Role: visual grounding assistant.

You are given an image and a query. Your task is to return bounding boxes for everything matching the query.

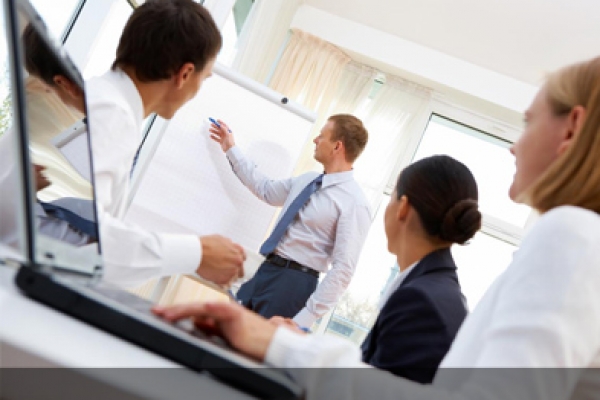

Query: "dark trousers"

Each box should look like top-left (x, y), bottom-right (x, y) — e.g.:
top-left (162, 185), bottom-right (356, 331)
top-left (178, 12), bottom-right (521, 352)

top-left (236, 261), bottom-right (318, 319)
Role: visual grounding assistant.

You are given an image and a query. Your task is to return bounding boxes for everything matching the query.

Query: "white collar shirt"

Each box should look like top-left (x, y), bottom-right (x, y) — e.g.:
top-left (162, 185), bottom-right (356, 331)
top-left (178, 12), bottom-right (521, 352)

top-left (87, 68), bottom-right (143, 218)
top-left (85, 69), bottom-right (200, 287)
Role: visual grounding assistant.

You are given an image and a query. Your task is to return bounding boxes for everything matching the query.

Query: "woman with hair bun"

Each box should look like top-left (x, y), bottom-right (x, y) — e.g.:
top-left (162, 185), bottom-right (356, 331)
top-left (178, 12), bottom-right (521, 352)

top-left (361, 155), bottom-right (481, 383)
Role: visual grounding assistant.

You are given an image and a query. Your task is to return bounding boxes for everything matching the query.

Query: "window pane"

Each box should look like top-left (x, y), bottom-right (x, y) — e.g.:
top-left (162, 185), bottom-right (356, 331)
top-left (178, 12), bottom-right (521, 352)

top-left (30, 0), bottom-right (82, 41)
top-left (217, 0), bottom-right (254, 66)
top-left (217, 10), bottom-right (238, 66)
top-left (318, 194), bottom-right (397, 345)
top-left (82, 1), bottom-right (133, 79)
top-left (413, 114), bottom-right (531, 228)
top-left (451, 232), bottom-right (516, 309)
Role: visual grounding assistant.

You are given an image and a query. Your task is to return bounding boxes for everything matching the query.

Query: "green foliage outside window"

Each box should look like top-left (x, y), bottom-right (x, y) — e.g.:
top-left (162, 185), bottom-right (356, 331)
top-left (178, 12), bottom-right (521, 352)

top-left (0, 65), bottom-right (11, 136)
top-left (0, 94), bottom-right (11, 135)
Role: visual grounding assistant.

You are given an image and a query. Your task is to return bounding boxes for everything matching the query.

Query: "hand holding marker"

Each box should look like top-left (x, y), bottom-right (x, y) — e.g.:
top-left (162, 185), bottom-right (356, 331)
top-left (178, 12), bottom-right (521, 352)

top-left (208, 117), bottom-right (235, 152)
top-left (209, 117), bottom-right (232, 133)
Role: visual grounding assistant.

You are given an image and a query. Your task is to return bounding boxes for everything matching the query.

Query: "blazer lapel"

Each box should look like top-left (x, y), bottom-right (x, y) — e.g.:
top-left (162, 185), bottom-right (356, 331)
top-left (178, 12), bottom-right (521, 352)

top-left (361, 248), bottom-right (457, 363)
top-left (401, 247), bottom-right (457, 287)
top-left (361, 328), bottom-right (375, 361)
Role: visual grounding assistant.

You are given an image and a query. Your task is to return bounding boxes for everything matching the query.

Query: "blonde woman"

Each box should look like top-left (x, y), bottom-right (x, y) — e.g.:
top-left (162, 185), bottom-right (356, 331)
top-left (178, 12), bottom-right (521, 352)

top-left (154, 56), bottom-right (600, 400)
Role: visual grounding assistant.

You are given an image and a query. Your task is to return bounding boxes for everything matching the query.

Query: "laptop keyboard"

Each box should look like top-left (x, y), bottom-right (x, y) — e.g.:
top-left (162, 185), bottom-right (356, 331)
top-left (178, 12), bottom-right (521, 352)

top-left (90, 282), bottom-right (156, 313)
top-left (88, 282), bottom-right (231, 349)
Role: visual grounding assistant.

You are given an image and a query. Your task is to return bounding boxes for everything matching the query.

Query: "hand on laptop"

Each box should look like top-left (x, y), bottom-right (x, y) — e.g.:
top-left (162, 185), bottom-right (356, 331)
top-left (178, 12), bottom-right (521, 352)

top-left (153, 301), bottom-right (275, 362)
top-left (197, 235), bottom-right (245, 286)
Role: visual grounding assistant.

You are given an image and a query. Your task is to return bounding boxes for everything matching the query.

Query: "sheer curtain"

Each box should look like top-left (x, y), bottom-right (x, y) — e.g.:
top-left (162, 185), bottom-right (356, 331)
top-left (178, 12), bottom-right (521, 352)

top-left (329, 62), bottom-right (378, 115)
top-left (232, 0), bottom-right (302, 84)
top-left (354, 76), bottom-right (432, 210)
top-left (269, 29), bottom-right (351, 110)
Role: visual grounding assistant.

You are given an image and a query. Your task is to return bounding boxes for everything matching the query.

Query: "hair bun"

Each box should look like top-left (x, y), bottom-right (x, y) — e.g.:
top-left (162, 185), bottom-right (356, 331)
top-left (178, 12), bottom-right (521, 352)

top-left (439, 199), bottom-right (482, 244)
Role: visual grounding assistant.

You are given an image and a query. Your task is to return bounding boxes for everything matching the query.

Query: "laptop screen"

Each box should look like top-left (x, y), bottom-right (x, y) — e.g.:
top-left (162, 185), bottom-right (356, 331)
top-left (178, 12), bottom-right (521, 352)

top-left (1, 0), bottom-right (102, 274)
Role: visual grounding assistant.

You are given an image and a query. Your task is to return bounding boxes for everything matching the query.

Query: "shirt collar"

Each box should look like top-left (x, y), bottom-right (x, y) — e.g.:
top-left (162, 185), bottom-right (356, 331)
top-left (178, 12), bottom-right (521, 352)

top-left (105, 68), bottom-right (145, 127)
top-left (321, 169), bottom-right (354, 189)
top-left (393, 261), bottom-right (419, 292)
top-left (377, 261), bottom-right (419, 310)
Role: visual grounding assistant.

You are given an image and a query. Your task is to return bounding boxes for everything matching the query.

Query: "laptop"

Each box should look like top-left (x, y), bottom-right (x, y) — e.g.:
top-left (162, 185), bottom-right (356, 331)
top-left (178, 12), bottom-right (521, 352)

top-left (0, 1), bottom-right (302, 398)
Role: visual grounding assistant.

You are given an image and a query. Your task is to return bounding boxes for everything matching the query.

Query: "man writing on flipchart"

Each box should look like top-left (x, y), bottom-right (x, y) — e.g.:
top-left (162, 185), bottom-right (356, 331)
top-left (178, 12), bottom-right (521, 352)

top-left (209, 114), bottom-right (372, 329)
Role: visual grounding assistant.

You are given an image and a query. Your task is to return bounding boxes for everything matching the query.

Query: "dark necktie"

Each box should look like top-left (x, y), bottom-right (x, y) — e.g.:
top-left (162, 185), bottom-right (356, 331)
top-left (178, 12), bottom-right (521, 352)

top-left (40, 201), bottom-right (98, 240)
top-left (130, 144), bottom-right (142, 178)
top-left (259, 174), bottom-right (324, 256)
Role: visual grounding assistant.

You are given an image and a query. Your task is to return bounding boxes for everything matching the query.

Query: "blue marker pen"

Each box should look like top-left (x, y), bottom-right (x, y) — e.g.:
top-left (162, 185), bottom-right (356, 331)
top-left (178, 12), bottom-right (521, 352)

top-left (208, 117), bottom-right (220, 127)
top-left (297, 325), bottom-right (312, 334)
top-left (209, 117), bottom-right (231, 133)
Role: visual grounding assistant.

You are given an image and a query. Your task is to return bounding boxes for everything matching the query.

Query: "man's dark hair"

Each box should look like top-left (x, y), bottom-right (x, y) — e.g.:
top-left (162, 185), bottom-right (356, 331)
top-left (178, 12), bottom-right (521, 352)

top-left (112, 0), bottom-right (222, 82)
top-left (396, 155), bottom-right (482, 245)
top-left (23, 24), bottom-right (68, 86)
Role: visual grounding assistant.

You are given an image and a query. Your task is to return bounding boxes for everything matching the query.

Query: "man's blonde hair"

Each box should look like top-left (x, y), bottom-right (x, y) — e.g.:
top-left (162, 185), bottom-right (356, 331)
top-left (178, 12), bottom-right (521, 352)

top-left (527, 56), bottom-right (600, 213)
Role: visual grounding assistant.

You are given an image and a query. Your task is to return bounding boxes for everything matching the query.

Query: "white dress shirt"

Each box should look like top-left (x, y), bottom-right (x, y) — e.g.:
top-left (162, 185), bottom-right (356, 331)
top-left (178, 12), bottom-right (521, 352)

top-left (265, 206), bottom-right (600, 400)
top-left (226, 146), bottom-right (372, 326)
top-left (85, 69), bottom-right (200, 287)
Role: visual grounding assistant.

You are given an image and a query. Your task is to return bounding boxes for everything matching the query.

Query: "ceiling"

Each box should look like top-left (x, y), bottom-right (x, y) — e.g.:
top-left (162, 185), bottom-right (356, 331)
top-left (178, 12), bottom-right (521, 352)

top-left (304, 0), bottom-right (600, 86)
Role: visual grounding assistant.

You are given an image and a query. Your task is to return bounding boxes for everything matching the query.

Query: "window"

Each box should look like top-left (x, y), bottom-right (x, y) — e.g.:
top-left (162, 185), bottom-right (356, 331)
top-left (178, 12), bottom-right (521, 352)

top-left (411, 112), bottom-right (529, 308)
top-left (30, 0), bottom-right (82, 41)
top-left (217, 0), bottom-right (254, 66)
top-left (78, 1), bottom-right (134, 79)
top-left (413, 114), bottom-right (530, 229)
top-left (450, 231), bottom-right (516, 308)
top-left (328, 320), bottom-right (354, 337)
top-left (217, 9), bottom-right (239, 66)
top-left (313, 193), bottom-right (396, 345)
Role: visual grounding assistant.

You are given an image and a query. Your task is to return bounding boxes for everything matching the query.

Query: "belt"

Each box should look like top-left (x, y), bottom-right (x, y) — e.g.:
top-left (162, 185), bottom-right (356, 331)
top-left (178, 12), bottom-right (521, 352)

top-left (265, 254), bottom-right (319, 278)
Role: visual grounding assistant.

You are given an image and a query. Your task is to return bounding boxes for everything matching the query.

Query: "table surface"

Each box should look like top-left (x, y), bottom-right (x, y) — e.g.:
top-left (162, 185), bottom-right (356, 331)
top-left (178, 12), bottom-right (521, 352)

top-left (0, 265), bottom-right (256, 399)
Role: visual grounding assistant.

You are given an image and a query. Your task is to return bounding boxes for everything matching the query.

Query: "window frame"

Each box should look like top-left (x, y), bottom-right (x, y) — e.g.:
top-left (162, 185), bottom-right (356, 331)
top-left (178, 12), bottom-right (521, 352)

top-left (387, 98), bottom-right (529, 244)
top-left (57, 0), bottom-right (86, 44)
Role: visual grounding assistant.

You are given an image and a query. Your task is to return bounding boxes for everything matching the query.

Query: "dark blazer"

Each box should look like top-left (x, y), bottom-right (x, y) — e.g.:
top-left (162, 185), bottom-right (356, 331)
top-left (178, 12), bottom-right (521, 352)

top-left (361, 248), bottom-right (467, 384)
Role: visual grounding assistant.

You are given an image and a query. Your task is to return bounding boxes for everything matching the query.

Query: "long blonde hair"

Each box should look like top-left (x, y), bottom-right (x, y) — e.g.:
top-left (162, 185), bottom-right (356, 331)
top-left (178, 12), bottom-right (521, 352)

top-left (528, 56), bottom-right (600, 213)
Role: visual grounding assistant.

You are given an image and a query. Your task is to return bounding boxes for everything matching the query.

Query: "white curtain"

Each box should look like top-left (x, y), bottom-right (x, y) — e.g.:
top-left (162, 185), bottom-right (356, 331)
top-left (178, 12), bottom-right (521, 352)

top-left (328, 62), bottom-right (378, 115)
top-left (354, 75), bottom-right (432, 211)
top-left (269, 29), bottom-right (351, 110)
top-left (232, 0), bottom-right (302, 84)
